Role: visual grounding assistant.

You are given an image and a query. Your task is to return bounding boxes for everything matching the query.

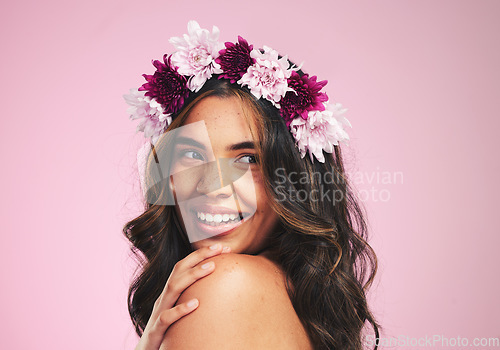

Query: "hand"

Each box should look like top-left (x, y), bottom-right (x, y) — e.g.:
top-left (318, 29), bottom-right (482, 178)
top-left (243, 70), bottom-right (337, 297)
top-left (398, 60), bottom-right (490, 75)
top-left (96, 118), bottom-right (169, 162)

top-left (134, 243), bottom-right (231, 350)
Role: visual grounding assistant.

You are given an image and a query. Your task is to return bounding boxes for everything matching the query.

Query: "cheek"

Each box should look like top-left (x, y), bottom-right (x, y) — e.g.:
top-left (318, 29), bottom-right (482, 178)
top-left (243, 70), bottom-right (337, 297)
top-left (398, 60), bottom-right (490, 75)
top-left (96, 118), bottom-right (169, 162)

top-left (170, 167), bottom-right (202, 200)
top-left (232, 167), bottom-right (268, 210)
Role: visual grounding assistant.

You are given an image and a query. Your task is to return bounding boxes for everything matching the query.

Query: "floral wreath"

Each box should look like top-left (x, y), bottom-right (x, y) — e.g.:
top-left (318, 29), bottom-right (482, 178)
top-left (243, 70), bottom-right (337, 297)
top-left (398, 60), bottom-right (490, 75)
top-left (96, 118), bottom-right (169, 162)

top-left (124, 20), bottom-right (351, 163)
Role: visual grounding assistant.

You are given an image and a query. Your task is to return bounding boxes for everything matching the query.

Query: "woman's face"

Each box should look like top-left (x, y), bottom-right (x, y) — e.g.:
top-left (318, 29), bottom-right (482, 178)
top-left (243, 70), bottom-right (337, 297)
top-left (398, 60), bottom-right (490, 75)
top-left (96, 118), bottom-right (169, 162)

top-left (169, 95), bottom-right (279, 255)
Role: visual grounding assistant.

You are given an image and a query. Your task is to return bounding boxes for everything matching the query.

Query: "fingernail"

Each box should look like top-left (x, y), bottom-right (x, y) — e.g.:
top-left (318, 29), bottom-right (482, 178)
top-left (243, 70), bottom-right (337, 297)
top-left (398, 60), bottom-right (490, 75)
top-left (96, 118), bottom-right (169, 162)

top-left (209, 244), bottom-right (220, 250)
top-left (201, 262), bottom-right (214, 269)
top-left (222, 246), bottom-right (231, 253)
top-left (187, 299), bottom-right (199, 308)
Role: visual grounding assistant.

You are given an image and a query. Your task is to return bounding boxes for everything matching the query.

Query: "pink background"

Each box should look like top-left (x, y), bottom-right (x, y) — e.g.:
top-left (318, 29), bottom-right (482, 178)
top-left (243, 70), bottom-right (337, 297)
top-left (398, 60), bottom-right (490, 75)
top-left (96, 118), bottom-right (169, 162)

top-left (1, 0), bottom-right (499, 349)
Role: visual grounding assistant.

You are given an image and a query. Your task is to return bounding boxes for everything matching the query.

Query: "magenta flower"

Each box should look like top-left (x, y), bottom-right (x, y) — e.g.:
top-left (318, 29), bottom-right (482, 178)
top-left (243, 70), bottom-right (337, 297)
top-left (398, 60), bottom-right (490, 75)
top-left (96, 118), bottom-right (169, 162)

top-left (216, 36), bottom-right (255, 83)
top-left (238, 46), bottom-right (293, 106)
top-left (139, 55), bottom-right (189, 115)
top-left (289, 102), bottom-right (351, 163)
top-left (280, 71), bottom-right (328, 126)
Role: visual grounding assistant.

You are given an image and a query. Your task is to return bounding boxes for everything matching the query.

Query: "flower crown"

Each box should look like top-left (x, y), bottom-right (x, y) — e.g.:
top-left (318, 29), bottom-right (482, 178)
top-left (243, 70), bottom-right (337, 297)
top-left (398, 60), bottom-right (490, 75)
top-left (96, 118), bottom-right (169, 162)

top-left (124, 20), bottom-right (351, 163)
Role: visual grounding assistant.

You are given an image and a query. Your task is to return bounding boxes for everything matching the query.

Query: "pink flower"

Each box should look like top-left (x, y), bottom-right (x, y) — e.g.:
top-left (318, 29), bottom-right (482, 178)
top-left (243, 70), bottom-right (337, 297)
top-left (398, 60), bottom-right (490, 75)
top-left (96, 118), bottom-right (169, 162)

top-left (123, 88), bottom-right (172, 141)
top-left (289, 102), bottom-right (351, 163)
top-left (169, 20), bottom-right (224, 92)
top-left (280, 71), bottom-right (328, 125)
top-left (238, 46), bottom-right (293, 106)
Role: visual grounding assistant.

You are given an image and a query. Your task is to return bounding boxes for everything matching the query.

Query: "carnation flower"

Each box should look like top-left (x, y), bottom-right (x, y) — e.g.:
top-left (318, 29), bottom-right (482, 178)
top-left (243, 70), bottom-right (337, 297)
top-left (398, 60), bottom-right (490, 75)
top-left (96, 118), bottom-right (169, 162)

top-left (169, 20), bottom-right (224, 92)
top-left (238, 46), bottom-right (293, 106)
top-left (216, 36), bottom-right (255, 83)
top-left (280, 71), bottom-right (328, 125)
top-left (289, 102), bottom-right (351, 163)
top-left (139, 55), bottom-right (189, 115)
top-left (124, 88), bottom-right (172, 141)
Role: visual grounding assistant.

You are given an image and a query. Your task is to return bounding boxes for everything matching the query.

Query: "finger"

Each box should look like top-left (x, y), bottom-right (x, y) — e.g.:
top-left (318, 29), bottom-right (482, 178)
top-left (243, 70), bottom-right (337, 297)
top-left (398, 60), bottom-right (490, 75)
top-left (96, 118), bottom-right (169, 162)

top-left (151, 299), bottom-right (199, 338)
top-left (155, 245), bottom-right (231, 311)
top-left (175, 243), bottom-right (231, 270)
top-left (158, 258), bottom-right (217, 309)
top-left (160, 243), bottom-right (231, 301)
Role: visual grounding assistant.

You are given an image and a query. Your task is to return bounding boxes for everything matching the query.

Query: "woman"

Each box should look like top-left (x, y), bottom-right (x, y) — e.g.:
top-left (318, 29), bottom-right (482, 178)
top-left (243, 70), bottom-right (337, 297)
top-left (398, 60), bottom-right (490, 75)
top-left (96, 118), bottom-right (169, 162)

top-left (123, 21), bottom-right (379, 349)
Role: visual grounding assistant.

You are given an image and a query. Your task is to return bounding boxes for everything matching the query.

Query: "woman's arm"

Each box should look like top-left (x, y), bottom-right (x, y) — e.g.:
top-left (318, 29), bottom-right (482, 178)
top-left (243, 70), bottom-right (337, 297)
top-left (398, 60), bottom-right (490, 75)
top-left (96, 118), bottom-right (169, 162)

top-left (160, 253), bottom-right (312, 350)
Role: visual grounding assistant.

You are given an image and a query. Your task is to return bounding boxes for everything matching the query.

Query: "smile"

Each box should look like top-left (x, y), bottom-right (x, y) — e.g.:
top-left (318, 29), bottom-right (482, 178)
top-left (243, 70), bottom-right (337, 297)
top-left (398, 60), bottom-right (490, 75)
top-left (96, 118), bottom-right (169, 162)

top-left (185, 204), bottom-right (254, 238)
top-left (196, 212), bottom-right (241, 226)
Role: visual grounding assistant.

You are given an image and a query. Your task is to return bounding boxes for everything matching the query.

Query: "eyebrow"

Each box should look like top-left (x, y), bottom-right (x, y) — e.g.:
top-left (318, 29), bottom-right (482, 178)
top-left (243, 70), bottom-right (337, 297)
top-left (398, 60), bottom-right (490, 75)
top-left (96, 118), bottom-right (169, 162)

top-left (175, 136), bottom-right (206, 150)
top-left (174, 137), bottom-right (255, 152)
top-left (227, 141), bottom-right (255, 151)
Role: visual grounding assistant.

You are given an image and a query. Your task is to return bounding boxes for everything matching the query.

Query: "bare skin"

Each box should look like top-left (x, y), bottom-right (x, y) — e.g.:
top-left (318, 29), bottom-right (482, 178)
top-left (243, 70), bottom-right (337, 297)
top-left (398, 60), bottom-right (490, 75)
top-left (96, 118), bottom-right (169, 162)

top-left (135, 96), bottom-right (313, 349)
top-left (160, 253), bottom-right (313, 350)
top-left (134, 244), bottom-right (231, 350)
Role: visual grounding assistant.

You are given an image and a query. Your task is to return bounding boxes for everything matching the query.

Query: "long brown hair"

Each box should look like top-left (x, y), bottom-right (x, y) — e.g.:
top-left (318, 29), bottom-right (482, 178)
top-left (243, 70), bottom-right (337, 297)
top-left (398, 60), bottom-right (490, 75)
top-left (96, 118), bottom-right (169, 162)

top-left (123, 78), bottom-right (379, 349)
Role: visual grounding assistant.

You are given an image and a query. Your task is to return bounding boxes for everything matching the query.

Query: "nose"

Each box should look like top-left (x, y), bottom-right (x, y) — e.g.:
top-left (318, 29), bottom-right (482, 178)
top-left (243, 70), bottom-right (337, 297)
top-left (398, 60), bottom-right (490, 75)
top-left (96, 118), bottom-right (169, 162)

top-left (196, 159), bottom-right (233, 198)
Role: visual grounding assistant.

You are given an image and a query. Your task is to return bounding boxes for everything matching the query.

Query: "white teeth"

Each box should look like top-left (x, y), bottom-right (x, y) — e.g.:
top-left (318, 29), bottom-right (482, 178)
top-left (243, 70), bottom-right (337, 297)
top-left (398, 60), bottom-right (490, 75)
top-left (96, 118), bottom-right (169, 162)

top-left (196, 211), bottom-right (241, 225)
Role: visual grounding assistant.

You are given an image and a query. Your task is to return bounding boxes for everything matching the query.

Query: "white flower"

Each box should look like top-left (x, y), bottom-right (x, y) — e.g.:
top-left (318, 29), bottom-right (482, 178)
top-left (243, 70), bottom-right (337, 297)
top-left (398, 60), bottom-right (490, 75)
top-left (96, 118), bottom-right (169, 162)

top-left (289, 102), bottom-right (351, 163)
top-left (169, 20), bottom-right (224, 92)
top-left (238, 46), bottom-right (294, 107)
top-left (123, 88), bottom-right (172, 140)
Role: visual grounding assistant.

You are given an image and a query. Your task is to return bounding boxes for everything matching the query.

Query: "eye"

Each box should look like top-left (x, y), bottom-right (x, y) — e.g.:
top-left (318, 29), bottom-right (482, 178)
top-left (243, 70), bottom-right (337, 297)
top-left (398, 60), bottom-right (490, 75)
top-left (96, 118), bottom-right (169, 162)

top-left (235, 154), bottom-right (258, 164)
top-left (182, 150), bottom-right (205, 161)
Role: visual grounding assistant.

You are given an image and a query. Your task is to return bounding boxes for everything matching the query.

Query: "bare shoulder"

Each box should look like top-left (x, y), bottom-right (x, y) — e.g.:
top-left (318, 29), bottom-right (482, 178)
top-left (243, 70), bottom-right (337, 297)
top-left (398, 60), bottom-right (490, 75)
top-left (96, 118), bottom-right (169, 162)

top-left (160, 253), bottom-right (313, 350)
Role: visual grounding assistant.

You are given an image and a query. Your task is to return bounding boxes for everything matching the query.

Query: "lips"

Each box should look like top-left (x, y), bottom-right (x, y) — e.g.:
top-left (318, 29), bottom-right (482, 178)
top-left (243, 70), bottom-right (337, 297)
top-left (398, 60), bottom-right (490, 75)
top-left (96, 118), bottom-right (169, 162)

top-left (187, 204), bottom-right (253, 238)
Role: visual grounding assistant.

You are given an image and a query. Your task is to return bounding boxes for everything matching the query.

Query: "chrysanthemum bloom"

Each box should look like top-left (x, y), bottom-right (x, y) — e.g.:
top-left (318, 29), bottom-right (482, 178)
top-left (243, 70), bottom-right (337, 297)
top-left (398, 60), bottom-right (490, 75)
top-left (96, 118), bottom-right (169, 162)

top-left (238, 46), bottom-right (293, 106)
top-left (124, 88), bottom-right (172, 141)
top-left (216, 36), bottom-right (255, 84)
top-left (289, 102), bottom-right (351, 163)
top-left (169, 20), bottom-right (224, 92)
top-left (280, 72), bottom-right (329, 126)
top-left (139, 55), bottom-right (189, 115)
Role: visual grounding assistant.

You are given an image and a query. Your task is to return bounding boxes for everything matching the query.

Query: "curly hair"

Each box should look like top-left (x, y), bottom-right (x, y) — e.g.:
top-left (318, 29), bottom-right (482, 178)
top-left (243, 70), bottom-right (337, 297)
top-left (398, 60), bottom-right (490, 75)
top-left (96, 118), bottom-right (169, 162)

top-left (123, 77), bottom-right (380, 350)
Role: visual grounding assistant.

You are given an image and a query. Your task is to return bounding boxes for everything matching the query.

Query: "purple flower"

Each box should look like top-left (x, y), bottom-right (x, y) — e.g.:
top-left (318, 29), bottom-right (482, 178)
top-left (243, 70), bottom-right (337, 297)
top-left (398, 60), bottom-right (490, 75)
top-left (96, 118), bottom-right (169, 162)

top-left (216, 36), bottom-right (255, 83)
top-left (139, 54), bottom-right (189, 114)
top-left (280, 71), bottom-right (328, 126)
